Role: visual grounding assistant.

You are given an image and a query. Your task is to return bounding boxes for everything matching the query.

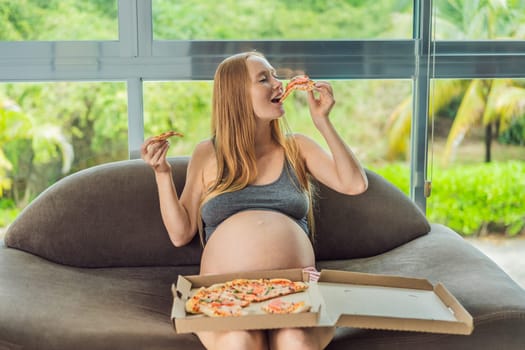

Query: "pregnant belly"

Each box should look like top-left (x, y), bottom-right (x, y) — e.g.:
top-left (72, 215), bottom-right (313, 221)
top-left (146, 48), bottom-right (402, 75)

top-left (200, 210), bottom-right (315, 275)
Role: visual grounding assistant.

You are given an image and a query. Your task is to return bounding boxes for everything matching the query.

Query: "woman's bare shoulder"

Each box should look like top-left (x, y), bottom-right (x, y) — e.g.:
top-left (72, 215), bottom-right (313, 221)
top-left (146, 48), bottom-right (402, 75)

top-left (188, 139), bottom-right (217, 182)
top-left (289, 133), bottom-right (321, 153)
top-left (191, 139), bottom-right (216, 162)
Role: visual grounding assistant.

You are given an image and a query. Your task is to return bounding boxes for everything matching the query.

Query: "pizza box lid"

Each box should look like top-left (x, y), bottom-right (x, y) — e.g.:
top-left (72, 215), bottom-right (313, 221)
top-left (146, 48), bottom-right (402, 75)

top-left (315, 269), bottom-right (473, 335)
top-left (170, 268), bottom-right (473, 335)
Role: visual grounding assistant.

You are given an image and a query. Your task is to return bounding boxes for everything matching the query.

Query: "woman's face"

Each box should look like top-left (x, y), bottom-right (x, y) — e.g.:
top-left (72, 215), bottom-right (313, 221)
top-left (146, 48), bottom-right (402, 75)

top-left (246, 55), bottom-right (284, 121)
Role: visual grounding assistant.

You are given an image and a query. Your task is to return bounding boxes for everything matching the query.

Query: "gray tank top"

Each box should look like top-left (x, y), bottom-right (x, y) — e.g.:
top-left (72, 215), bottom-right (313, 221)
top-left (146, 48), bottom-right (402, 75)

top-left (201, 160), bottom-right (309, 242)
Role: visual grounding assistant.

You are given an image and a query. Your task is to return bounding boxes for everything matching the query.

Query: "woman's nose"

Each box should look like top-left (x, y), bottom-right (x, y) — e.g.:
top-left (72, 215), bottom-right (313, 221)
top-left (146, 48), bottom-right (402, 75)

top-left (273, 77), bottom-right (283, 90)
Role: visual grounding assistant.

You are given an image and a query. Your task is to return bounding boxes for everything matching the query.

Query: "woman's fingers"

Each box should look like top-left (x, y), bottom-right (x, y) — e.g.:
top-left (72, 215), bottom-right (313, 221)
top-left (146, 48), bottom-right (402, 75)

top-left (149, 141), bottom-right (169, 165)
top-left (140, 137), bottom-right (154, 158)
top-left (314, 81), bottom-right (335, 102)
top-left (141, 138), bottom-right (169, 163)
top-left (307, 81), bottom-right (335, 119)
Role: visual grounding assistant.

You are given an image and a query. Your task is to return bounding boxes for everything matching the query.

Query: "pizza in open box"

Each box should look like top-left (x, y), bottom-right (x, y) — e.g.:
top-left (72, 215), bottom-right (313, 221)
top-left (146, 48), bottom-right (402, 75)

top-left (185, 278), bottom-right (310, 317)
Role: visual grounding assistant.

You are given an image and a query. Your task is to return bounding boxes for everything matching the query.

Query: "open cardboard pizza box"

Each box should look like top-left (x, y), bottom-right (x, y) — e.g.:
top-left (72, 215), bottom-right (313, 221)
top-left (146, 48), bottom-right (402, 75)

top-left (171, 268), bottom-right (473, 335)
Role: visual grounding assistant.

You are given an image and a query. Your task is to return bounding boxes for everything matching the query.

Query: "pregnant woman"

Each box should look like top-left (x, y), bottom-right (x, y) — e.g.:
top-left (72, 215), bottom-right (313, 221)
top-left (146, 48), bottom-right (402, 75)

top-left (141, 51), bottom-right (368, 350)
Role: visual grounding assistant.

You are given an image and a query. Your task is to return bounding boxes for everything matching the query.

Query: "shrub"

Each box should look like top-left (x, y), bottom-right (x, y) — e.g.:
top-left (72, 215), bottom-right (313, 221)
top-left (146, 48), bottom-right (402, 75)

top-left (0, 198), bottom-right (19, 228)
top-left (372, 161), bottom-right (525, 236)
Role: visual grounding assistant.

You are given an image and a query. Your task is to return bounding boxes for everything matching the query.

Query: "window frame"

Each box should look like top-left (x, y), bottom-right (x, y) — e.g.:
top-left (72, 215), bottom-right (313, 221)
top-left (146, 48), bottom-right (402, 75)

top-left (0, 0), bottom-right (524, 212)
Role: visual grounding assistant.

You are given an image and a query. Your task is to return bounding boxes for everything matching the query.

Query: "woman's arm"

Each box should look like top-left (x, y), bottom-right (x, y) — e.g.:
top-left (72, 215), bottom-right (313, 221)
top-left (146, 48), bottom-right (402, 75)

top-left (297, 81), bottom-right (368, 195)
top-left (141, 139), bottom-right (210, 247)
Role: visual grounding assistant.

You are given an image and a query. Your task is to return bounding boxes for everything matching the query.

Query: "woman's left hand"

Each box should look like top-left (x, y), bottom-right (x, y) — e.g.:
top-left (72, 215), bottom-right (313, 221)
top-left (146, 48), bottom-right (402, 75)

top-left (307, 81), bottom-right (336, 127)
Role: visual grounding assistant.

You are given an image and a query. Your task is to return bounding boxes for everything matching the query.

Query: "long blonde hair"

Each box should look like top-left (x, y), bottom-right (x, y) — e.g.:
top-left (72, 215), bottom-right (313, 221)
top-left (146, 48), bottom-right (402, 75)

top-left (199, 52), bottom-right (316, 244)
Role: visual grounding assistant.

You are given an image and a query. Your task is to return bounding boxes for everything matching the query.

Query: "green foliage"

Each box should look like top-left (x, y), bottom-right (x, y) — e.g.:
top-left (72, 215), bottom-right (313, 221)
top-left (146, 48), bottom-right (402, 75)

top-left (152, 0), bottom-right (412, 40)
top-left (284, 80), bottom-right (410, 163)
top-left (369, 163), bottom-right (410, 195)
top-left (1, 82), bottom-right (127, 203)
top-left (143, 79), bottom-right (410, 160)
top-left (435, 0), bottom-right (525, 40)
top-left (0, 198), bottom-right (19, 227)
top-left (385, 80), bottom-right (467, 161)
top-left (428, 161), bottom-right (525, 236)
top-left (144, 82), bottom-right (214, 156)
top-left (0, 0), bottom-right (117, 40)
top-left (0, 107), bottom-right (32, 196)
top-left (499, 116), bottom-right (525, 145)
top-left (5, 82), bottom-right (128, 168)
top-left (374, 162), bottom-right (525, 236)
top-left (385, 0), bottom-right (525, 162)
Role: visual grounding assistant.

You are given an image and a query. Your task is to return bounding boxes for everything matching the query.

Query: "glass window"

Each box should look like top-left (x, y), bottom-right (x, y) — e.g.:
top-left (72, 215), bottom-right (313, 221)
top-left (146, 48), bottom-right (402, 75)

top-left (434, 1), bottom-right (525, 40)
top-left (143, 81), bottom-right (214, 156)
top-left (152, 0), bottom-right (413, 40)
top-left (0, 0), bottom-right (118, 41)
top-left (143, 79), bottom-right (412, 190)
top-left (0, 82), bottom-right (127, 226)
top-left (422, 78), bottom-right (525, 237)
top-left (285, 79), bottom-right (412, 171)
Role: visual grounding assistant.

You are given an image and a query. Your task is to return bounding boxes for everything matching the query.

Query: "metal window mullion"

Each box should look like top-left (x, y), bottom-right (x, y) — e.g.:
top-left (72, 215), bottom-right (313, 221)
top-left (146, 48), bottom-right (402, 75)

top-left (137, 0), bottom-right (153, 57)
top-left (127, 78), bottom-right (144, 159)
top-left (151, 40), bottom-right (416, 80)
top-left (434, 41), bottom-right (525, 78)
top-left (2, 40), bottom-right (524, 81)
top-left (119, 0), bottom-right (143, 158)
top-left (410, 0), bottom-right (432, 213)
top-left (118, 0), bottom-right (138, 57)
top-left (119, 0), bottom-right (147, 158)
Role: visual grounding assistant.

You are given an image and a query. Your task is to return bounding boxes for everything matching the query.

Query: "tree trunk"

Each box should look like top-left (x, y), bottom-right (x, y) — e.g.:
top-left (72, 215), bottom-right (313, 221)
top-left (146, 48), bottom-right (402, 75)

top-left (485, 123), bottom-right (492, 163)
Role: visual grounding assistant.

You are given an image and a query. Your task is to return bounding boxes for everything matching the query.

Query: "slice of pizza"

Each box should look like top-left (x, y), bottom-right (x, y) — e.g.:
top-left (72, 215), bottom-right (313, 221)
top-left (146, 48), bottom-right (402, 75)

top-left (226, 279), bottom-right (272, 303)
top-left (267, 278), bottom-right (309, 293)
top-left (225, 278), bottom-right (309, 302)
top-left (185, 284), bottom-right (249, 316)
top-left (152, 130), bottom-right (184, 142)
top-left (261, 298), bottom-right (311, 314)
top-left (279, 75), bottom-right (316, 102)
top-left (198, 300), bottom-right (248, 317)
top-left (255, 279), bottom-right (309, 302)
top-left (185, 286), bottom-right (216, 314)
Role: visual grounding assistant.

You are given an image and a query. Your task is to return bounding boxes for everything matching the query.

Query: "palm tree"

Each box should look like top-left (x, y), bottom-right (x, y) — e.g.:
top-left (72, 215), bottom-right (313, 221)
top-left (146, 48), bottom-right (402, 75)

top-left (386, 0), bottom-right (525, 163)
top-left (385, 80), bottom-right (465, 160)
top-left (446, 79), bottom-right (525, 162)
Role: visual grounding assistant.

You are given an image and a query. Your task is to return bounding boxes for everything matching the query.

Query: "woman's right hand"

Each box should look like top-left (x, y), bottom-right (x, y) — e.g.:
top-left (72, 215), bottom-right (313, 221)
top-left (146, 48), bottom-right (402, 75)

top-left (140, 137), bottom-right (172, 173)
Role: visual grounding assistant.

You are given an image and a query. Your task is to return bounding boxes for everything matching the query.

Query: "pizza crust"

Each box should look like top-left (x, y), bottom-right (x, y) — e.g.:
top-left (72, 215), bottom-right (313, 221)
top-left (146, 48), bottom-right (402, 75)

top-left (152, 130), bottom-right (184, 142)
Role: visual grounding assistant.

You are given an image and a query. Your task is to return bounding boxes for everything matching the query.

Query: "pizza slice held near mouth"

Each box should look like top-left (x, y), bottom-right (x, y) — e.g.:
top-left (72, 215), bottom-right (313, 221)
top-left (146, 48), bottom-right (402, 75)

top-left (279, 75), bottom-right (316, 103)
